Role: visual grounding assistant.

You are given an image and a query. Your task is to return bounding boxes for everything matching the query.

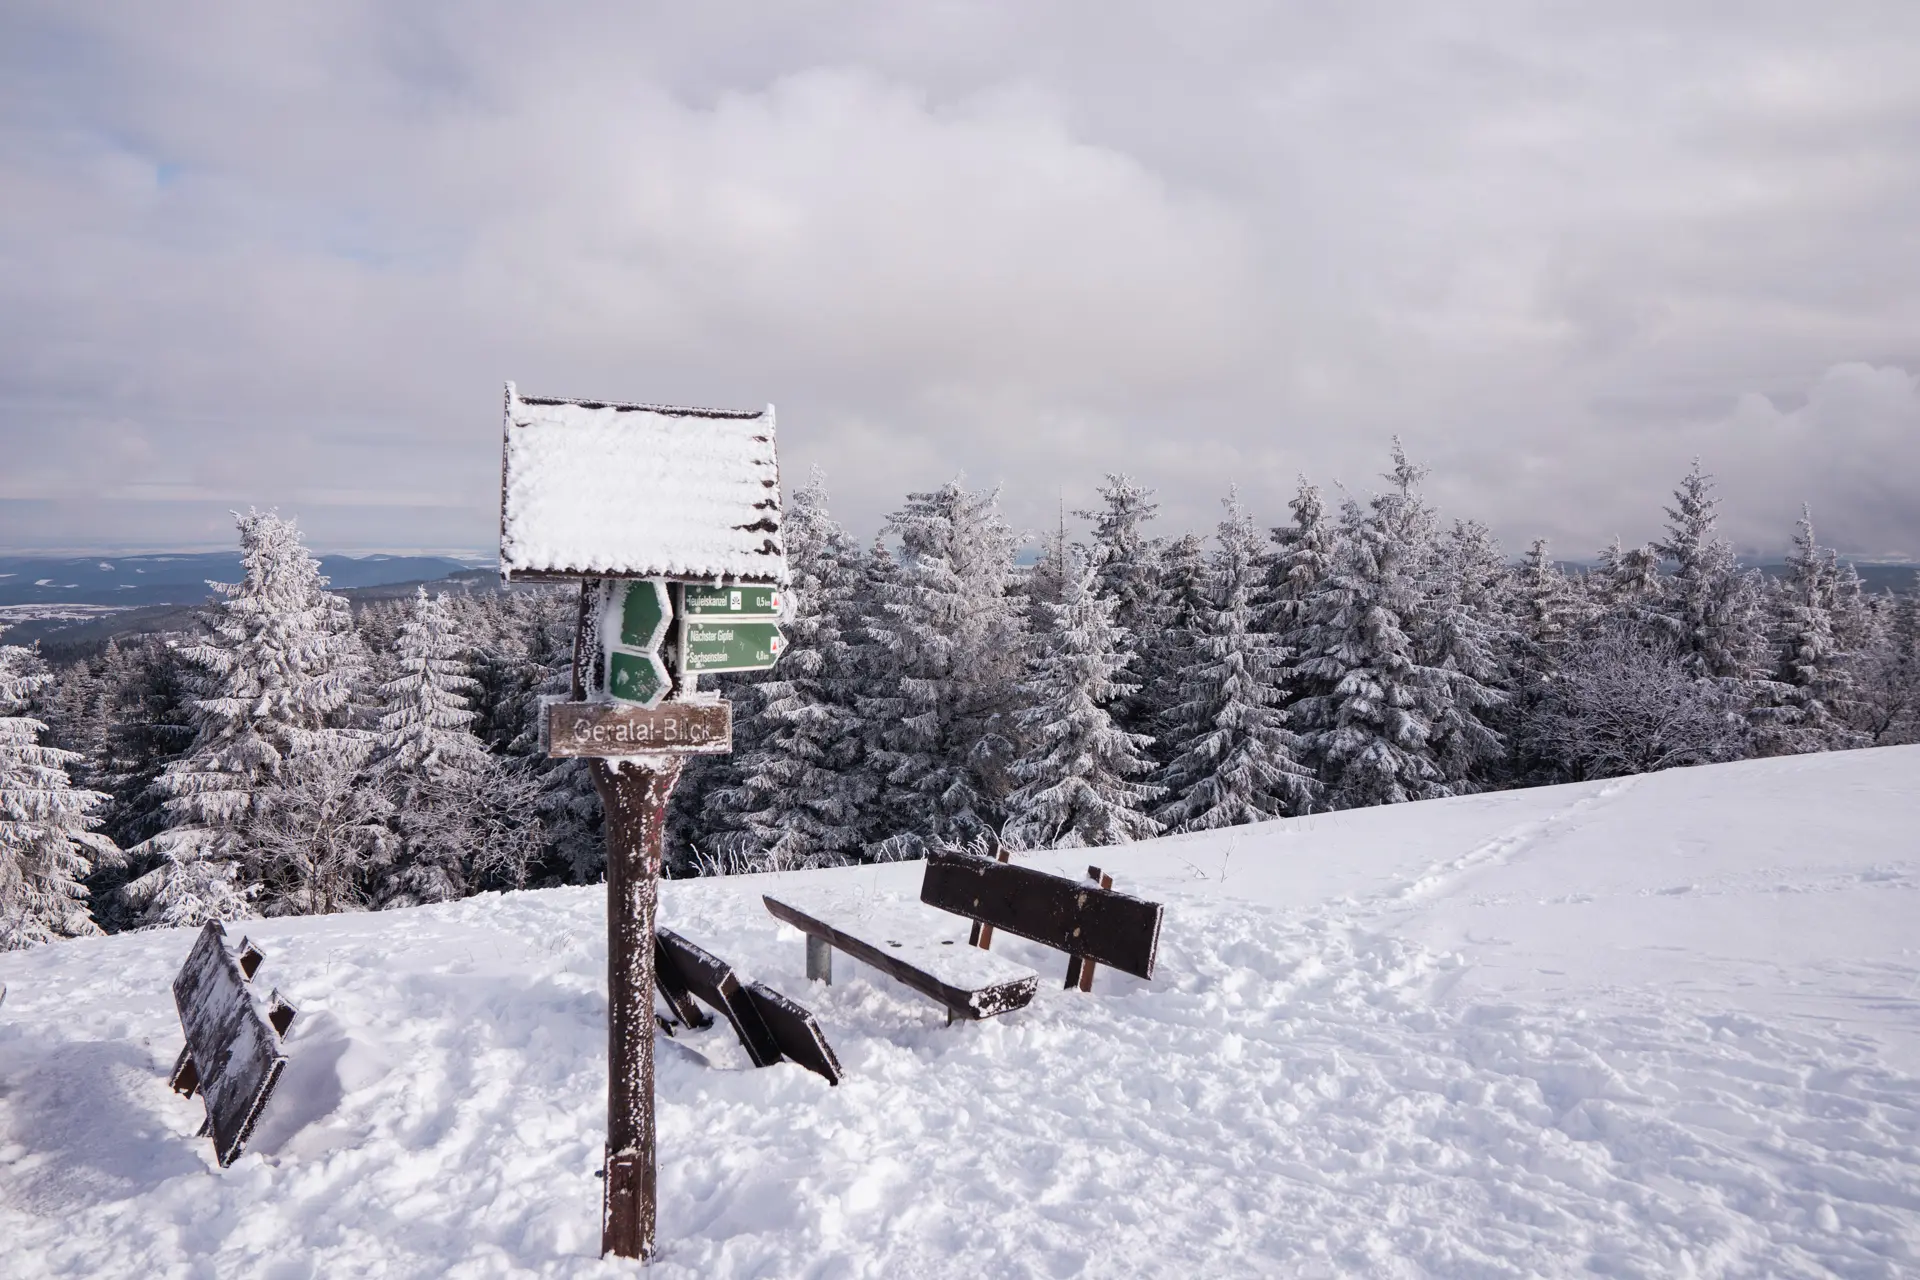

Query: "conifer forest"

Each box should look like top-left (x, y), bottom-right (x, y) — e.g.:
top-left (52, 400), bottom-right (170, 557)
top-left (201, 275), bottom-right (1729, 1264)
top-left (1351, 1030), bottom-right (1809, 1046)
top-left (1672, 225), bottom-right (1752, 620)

top-left (4, 450), bottom-right (1916, 949)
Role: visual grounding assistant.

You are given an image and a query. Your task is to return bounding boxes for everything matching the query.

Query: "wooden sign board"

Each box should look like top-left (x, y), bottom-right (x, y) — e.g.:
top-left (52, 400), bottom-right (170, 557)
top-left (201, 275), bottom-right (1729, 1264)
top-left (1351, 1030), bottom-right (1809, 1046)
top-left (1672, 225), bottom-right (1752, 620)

top-left (171, 921), bottom-right (295, 1167)
top-left (547, 700), bottom-right (732, 757)
top-left (920, 849), bottom-right (1163, 981)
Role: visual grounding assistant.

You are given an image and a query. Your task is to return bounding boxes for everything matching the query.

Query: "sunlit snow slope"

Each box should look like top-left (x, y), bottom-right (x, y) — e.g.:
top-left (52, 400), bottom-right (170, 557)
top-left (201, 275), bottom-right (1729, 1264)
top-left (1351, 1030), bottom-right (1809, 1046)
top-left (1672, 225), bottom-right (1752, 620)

top-left (3, 747), bottom-right (1917, 1277)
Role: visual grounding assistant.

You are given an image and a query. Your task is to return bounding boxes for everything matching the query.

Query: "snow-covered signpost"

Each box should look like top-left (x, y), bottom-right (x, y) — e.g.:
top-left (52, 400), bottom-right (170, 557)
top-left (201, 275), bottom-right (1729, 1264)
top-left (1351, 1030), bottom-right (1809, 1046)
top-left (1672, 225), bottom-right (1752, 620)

top-left (499, 384), bottom-right (786, 1261)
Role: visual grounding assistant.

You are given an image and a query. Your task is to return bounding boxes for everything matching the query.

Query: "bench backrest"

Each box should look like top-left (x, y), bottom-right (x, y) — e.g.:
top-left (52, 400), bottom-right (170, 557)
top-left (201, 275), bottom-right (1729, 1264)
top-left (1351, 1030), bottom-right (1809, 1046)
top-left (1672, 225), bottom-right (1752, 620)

top-left (919, 849), bottom-right (1162, 980)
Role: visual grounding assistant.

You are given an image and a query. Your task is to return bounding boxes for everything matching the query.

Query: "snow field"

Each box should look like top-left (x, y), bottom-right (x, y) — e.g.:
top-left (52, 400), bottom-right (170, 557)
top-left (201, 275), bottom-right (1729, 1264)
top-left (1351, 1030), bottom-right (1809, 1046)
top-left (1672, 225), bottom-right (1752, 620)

top-left (2, 747), bottom-right (1918, 1276)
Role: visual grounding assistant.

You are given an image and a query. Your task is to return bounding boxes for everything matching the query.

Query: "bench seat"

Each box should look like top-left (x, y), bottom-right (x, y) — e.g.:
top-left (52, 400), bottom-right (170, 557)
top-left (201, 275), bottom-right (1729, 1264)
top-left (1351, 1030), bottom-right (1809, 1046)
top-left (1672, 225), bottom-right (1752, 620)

top-left (763, 888), bottom-right (1039, 1020)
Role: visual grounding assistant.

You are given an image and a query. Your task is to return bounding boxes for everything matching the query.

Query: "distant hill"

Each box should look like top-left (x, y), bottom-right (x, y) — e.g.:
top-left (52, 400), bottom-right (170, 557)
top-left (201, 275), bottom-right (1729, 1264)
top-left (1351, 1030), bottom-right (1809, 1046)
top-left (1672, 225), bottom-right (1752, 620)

top-left (0, 561), bottom-right (513, 663)
top-left (0, 551), bottom-right (484, 608)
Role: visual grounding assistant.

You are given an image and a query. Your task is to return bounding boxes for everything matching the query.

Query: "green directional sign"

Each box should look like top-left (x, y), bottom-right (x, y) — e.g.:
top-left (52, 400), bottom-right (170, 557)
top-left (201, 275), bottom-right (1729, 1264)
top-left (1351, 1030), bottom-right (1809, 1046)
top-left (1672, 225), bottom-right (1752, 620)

top-left (616, 580), bottom-right (672, 650)
top-left (600, 581), bottom-right (672, 707)
top-left (683, 584), bottom-right (783, 619)
top-left (607, 648), bottom-right (670, 708)
top-left (680, 620), bottom-right (785, 673)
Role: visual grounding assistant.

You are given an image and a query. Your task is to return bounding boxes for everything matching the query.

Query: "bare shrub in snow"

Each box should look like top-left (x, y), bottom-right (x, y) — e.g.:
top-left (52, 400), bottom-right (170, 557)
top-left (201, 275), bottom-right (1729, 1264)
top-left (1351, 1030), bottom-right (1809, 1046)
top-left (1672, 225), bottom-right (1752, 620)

top-left (1527, 627), bottom-right (1749, 780)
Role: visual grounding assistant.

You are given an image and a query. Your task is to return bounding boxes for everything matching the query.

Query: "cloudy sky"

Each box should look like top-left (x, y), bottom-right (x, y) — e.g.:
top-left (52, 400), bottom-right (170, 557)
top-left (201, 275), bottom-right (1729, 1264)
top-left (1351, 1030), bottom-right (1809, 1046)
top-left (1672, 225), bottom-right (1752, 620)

top-left (3, 2), bottom-right (1917, 559)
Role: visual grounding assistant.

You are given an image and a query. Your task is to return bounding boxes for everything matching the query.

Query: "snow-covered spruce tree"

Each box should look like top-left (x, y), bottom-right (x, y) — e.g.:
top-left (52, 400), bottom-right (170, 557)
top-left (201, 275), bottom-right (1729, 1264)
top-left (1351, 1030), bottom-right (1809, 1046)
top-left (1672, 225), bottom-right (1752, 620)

top-left (1137, 529), bottom-right (1208, 768)
top-left (1754, 509), bottom-right (1865, 755)
top-left (1261, 477), bottom-right (1339, 652)
top-left (1505, 539), bottom-right (1591, 784)
top-left (1649, 461), bottom-right (1769, 684)
top-left (1075, 474), bottom-right (1165, 740)
top-left (36, 651), bottom-right (110, 785)
top-left (798, 528), bottom-right (908, 870)
top-left (125, 510), bottom-right (367, 925)
top-left (1023, 500), bottom-right (1076, 630)
top-left (1004, 559), bottom-right (1162, 849)
top-left (1589, 535), bottom-right (1665, 627)
top-left (1851, 578), bottom-right (1920, 745)
top-left (67, 637), bottom-right (196, 931)
top-left (860, 481), bottom-right (1027, 854)
top-left (1291, 443), bottom-right (1500, 809)
top-left (1417, 519), bottom-right (1511, 792)
top-left (89, 637), bottom-right (195, 852)
top-left (370, 587), bottom-right (508, 905)
top-left (502, 585), bottom-right (605, 885)
top-left (1079, 475), bottom-right (1165, 641)
top-left (377, 588), bottom-right (489, 782)
top-left (1153, 494), bottom-right (1315, 831)
top-left (465, 589), bottom-right (558, 753)
top-left (1513, 539), bottom-right (1585, 670)
top-left (0, 644), bottom-right (120, 949)
top-left (702, 471), bottom-right (875, 872)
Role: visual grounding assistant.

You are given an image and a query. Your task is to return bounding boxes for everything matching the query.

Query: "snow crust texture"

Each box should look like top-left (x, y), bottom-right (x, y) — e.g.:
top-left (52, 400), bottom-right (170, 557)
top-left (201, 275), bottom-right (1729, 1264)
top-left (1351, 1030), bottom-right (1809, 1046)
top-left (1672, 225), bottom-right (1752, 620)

top-left (3, 747), bottom-right (1918, 1277)
top-left (500, 387), bottom-right (785, 583)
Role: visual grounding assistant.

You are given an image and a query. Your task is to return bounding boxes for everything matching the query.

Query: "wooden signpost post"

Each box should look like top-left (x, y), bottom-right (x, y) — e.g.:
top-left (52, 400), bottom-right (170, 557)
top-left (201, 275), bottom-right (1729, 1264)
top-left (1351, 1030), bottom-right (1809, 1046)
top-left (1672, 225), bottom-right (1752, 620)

top-left (499, 384), bottom-right (786, 1263)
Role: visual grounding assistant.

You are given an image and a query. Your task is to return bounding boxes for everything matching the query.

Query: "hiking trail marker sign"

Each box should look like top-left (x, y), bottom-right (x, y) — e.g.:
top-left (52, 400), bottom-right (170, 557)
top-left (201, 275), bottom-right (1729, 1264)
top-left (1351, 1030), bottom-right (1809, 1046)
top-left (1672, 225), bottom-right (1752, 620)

top-left (604, 580), bottom-right (673, 708)
top-left (498, 383), bottom-right (786, 1262)
top-left (679, 583), bottom-right (785, 674)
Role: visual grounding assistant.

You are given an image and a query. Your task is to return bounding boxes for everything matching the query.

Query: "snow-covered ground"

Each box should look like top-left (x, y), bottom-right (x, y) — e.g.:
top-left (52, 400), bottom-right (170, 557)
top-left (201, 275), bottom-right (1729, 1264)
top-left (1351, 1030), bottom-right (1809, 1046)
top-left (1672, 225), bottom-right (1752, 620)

top-left (3, 747), bottom-right (1917, 1277)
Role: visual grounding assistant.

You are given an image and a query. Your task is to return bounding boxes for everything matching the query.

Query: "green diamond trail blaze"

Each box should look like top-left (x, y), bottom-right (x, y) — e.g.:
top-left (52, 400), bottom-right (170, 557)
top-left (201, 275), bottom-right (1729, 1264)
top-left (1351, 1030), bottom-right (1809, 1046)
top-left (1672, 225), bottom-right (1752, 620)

top-left (607, 649), bottom-right (670, 706)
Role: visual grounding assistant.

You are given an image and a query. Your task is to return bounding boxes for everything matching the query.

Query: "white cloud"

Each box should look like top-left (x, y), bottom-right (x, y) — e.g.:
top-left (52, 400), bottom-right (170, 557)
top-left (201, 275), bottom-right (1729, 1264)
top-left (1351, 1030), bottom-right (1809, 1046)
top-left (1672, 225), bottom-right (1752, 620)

top-left (1, 2), bottom-right (1917, 555)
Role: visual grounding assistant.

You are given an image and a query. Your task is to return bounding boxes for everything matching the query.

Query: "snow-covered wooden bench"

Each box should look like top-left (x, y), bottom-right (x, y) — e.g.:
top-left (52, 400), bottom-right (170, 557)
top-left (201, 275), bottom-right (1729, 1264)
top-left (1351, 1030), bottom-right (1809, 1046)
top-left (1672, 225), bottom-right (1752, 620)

top-left (761, 888), bottom-right (1040, 1022)
top-left (920, 847), bottom-right (1164, 991)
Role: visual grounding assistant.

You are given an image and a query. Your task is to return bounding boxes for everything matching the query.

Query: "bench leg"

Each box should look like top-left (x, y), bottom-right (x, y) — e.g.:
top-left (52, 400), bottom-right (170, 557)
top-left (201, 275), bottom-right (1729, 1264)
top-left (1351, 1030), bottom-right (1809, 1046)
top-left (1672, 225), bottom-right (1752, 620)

top-left (806, 935), bottom-right (833, 984)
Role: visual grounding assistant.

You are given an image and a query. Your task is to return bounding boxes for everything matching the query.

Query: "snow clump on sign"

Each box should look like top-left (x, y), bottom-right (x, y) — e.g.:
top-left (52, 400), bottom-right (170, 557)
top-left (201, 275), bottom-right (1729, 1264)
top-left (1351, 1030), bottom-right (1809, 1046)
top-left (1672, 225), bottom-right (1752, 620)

top-left (500, 384), bottom-right (786, 584)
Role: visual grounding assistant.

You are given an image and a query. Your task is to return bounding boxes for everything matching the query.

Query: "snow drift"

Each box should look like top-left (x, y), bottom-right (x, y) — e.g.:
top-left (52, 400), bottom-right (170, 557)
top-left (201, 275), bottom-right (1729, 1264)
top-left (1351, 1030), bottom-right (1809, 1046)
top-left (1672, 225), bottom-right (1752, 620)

top-left (3, 746), bottom-right (1918, 1277)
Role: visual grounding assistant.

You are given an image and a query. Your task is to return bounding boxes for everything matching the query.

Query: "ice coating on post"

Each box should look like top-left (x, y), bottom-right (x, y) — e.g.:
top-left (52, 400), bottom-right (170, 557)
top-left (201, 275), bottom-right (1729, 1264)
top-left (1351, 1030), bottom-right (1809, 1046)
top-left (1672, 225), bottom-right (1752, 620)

top-left (592, 756), bottom-right (683, 1261)
top-left (499, 384), bottom-right (788, 584)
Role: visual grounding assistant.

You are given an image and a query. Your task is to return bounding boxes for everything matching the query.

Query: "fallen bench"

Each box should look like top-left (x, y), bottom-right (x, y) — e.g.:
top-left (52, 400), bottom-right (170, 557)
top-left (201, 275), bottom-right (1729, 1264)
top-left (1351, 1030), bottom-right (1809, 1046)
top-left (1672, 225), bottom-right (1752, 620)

top-left (653, 927), bottom-right (842, 1085)
top-left (761, 888), bottom-right (1040, 1022)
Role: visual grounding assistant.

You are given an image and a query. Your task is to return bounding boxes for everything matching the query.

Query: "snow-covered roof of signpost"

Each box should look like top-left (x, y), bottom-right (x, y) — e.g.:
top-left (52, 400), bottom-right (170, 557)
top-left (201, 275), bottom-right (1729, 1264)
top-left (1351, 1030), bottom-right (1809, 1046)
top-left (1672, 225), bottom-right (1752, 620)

top-left (499, 383), bottom-right (786, 584)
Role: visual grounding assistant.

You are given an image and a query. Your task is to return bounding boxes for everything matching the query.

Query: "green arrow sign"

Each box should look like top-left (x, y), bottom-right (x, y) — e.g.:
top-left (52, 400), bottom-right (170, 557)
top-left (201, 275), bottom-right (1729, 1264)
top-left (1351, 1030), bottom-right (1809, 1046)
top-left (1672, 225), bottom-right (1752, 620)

top-left (615, 580), bottom-right (672, 650)
top-left (598, 581), bottom-right (672, 707)
top-left (683, 584), bottom-right (783, 618)
top-left (680, 620), bottom-right (785, 673)
top-left (607, 649), bottom-right (670, 708)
